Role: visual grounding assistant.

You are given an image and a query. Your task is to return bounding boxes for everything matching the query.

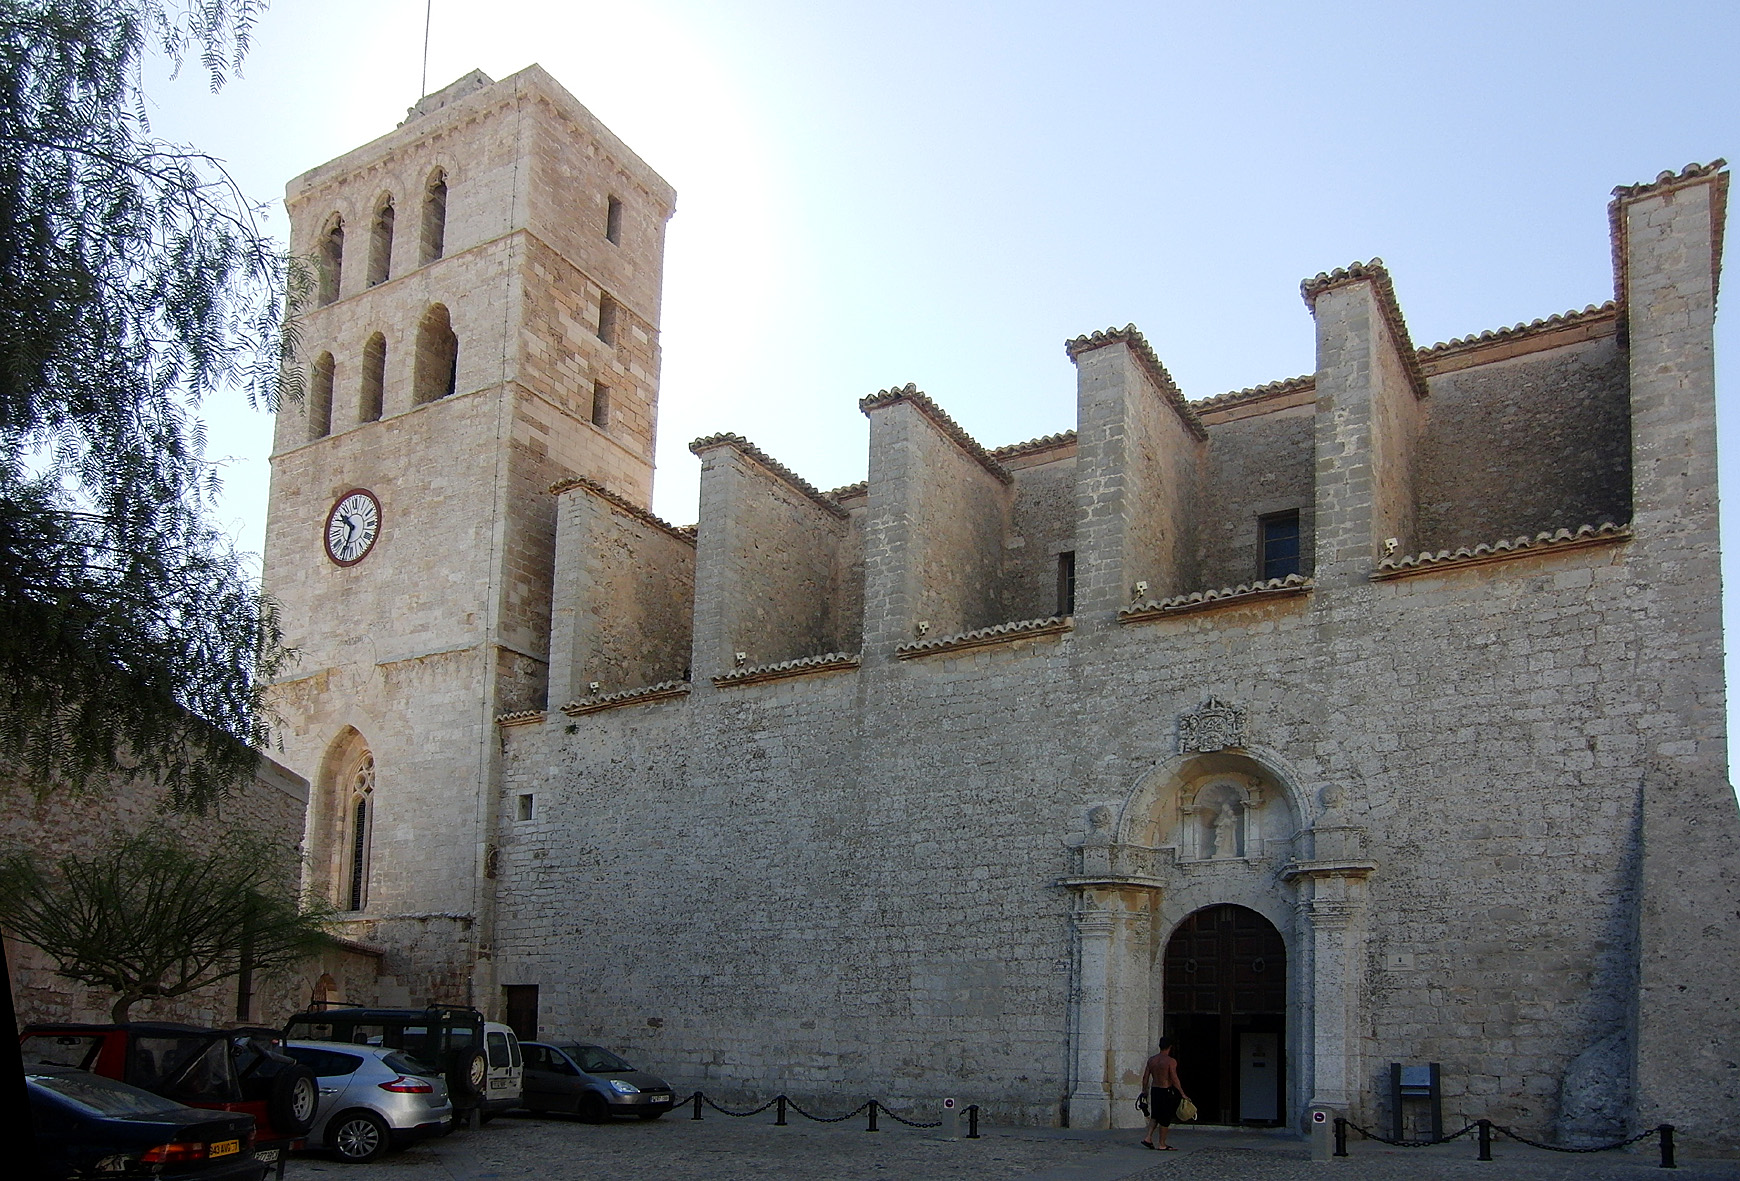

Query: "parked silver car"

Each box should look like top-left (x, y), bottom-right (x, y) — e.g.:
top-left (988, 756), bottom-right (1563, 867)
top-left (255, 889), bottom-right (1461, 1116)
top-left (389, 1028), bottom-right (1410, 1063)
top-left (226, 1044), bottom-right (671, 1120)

top-left (283, 1041), bottom-right (452, 1162)
top-left (520, 1042), bottom-right (675, 1121)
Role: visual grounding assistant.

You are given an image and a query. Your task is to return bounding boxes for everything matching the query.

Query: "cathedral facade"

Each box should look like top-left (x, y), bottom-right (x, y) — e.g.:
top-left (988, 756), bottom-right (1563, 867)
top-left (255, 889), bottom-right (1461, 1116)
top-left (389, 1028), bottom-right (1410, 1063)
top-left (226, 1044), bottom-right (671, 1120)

top-left (262, 66), bottom-right (1739, 1144)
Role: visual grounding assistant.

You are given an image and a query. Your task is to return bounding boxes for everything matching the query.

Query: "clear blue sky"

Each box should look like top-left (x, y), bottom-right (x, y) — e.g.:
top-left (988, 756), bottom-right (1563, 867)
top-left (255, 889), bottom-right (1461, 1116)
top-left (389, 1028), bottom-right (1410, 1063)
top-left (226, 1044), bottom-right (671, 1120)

top-left (152, 0), bottom-right (1738, 727)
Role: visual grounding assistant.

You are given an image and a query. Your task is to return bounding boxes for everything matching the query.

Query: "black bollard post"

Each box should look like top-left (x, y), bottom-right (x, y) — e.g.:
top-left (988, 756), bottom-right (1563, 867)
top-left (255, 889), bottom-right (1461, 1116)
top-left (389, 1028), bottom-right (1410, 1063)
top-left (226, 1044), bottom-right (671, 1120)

top-left (1333, 1118), bottom-right (1348, 1158)
top-left (866, 1101), bottom-right (879, 1132)
top-left (691, 1092), bottom-right (703, 1121)
top-left (967, 1104), bottom-right (979, 1139)
top-left (1660, 1124), bottom-right (1676, 1169)
top-left (776, 1095), bottom-right (787, 1126)
top-left (1477, 1120), bottom-right (1492, 1162)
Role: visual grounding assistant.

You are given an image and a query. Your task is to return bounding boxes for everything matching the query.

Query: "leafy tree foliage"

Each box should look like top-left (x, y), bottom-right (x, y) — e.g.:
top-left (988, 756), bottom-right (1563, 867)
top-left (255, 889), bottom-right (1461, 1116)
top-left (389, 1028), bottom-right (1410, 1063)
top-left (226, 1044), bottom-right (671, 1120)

top-left (0, 0), bottom-right (296, 809)
top-left (0, 830), bottom-right (333, 1022)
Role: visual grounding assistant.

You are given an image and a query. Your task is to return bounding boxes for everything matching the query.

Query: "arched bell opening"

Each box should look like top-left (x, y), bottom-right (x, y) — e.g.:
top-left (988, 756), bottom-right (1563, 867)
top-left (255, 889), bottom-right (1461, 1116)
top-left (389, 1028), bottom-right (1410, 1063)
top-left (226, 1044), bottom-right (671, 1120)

top-left (1163, 903), bottom-right (1287, 1125)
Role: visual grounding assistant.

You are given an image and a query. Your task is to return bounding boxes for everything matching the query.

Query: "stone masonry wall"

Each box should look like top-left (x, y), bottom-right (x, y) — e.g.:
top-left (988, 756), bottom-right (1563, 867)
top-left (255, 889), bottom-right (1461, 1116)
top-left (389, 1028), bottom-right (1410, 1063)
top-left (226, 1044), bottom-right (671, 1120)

top-left (1195, 405), bottom-right (1316, 590)
top-left (1005, 453), bottom-right (1079, 620)
top-left (1415, 334), bottom-right (1631, 551)
top-left (548, 481), bottom-right (695, 706)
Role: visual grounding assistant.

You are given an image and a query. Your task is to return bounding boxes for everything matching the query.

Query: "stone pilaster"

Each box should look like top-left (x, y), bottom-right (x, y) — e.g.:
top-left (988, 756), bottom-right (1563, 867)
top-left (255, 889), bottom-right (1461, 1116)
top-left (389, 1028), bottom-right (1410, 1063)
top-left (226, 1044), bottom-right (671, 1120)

top-left (1061, 877), bottom-right (1165, 1129)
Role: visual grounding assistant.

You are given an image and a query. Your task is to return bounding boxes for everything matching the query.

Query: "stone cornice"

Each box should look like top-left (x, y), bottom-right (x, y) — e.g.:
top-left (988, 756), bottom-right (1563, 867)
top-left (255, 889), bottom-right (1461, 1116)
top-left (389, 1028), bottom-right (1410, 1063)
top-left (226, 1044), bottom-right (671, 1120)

top-left (1121, 575), bottom-right (1312, 623)
top-left (896, 616), bottom-right (1072, 660)
top-left (858, 385), bottom-right (1014, 484)
top-left (1609, 160), bottom-right (1728, 310)
top-left (1372, 522), bottom-right (1630, 580)
top-left (690, 433), bottom-right (850, 519)
top-left (549, 475), bottom-right (696, 545)
top-left (1064, 326), bottom-right (1209, 442)
top-left (1281, 859), bottom-right (1378, 882)
top-left (559, 680), bottom-right (690, 716)
top-left (711, 651), bottom-right (861, 688)
top-left (1300, 259), bottom-right (1430, 401)
top-left (1057, 874), bottom-right (1169, 893)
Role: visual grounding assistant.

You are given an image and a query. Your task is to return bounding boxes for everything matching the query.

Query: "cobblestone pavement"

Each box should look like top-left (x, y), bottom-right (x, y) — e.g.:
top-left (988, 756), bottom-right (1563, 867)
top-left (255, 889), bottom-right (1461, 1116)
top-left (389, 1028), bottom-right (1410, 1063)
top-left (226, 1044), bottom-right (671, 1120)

top-left (285, 1114), bottom-right (1740, 1181)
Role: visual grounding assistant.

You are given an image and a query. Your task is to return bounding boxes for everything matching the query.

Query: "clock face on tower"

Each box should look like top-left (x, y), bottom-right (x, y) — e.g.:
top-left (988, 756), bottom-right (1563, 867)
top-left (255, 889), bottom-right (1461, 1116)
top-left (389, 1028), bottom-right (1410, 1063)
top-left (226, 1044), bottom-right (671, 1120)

top-left (324, 489), bottom-right (382, 566)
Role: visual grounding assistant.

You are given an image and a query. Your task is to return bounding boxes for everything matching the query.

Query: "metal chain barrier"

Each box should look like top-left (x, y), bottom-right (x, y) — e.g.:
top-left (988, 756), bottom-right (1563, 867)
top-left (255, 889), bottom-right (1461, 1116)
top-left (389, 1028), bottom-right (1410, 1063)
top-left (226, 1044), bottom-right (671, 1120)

top-left (671, 1090), bottom-right (971, 1135)
top-left (1336, 1117), bottom-right (1676, 1169)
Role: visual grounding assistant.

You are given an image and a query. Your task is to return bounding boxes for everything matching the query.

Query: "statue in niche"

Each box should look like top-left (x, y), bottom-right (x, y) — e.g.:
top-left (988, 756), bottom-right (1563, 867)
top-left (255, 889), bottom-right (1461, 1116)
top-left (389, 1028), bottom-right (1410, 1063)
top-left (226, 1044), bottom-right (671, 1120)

top-left (1210, 803), bottom-right (1242, 858)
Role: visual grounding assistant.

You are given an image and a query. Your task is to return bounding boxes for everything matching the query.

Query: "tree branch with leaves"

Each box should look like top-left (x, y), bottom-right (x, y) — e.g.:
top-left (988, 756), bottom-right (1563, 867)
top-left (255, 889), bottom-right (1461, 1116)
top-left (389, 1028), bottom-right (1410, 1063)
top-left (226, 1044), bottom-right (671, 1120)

top-left (0, 830), bottom-right (334, 1022)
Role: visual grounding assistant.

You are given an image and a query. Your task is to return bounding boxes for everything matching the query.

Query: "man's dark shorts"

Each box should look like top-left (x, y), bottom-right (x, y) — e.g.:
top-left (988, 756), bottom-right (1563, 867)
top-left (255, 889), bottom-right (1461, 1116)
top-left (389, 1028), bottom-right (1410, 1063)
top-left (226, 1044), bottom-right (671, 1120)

top-left (1149, 1086), bottom-right (1181, 1126)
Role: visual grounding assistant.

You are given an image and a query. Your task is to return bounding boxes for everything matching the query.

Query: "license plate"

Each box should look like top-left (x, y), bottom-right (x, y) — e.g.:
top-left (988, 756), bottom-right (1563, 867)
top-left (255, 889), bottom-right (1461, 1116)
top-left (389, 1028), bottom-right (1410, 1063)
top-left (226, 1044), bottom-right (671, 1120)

top-left (256, 1149), bottom-right (280, 1162)
top-left (210, 1140), bottom-right (240, 1158)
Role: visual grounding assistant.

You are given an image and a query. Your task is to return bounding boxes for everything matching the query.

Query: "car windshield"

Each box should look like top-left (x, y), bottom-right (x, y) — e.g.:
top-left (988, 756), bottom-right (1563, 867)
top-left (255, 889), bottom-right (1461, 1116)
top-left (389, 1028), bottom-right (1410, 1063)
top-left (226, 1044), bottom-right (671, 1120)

top-left (565, 1045), bottom-right (633, 1073)
top-left (29, 1071), bottom-right (186, 1117)
top-left (382, 1050), bottom-right (438, 1077)
top-left (20, 1034), bottom-right (102, 1070)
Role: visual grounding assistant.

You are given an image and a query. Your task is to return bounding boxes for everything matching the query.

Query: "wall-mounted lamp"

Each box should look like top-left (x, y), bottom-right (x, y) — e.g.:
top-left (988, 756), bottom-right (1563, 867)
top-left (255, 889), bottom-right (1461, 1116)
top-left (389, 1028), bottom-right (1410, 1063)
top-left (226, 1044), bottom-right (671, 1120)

top-left (1383, 537), bottom-right (1400, 556)
top-left (734, 652), bottom-right (749, 667)
top-left (587, 680), bottom-right (601, 694)
top-left (915, 621), bottom-right (931, 637)
top-left (1133, 581), bottom-right (1149, 599)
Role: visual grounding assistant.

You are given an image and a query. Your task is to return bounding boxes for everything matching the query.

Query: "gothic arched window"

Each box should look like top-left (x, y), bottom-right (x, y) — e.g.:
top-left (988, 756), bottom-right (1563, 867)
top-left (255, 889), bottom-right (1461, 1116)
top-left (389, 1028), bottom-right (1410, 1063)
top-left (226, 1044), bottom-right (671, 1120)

top-left (344, 753), bottom-right (375, 912)
top-left (413, 304), bottom-right (458, 404)
top-left (421, 169), bottom-right (448, 264)
top-left (318, 215), bottom-right (345, 306)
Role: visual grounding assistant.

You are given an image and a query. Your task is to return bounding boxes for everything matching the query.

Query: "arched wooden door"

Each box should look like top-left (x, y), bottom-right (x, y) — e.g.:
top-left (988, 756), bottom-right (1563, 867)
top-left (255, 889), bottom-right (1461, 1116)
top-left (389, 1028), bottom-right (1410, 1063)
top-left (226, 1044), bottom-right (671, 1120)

top-left (1163, 904), bottom-right (1286, 1124)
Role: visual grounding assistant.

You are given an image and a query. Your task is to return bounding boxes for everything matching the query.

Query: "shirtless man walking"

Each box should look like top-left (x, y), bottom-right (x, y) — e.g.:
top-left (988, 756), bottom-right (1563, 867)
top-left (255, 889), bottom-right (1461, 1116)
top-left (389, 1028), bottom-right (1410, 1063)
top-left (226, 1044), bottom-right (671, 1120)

top-left (1140, 1038), bottom-right (1189, 1150)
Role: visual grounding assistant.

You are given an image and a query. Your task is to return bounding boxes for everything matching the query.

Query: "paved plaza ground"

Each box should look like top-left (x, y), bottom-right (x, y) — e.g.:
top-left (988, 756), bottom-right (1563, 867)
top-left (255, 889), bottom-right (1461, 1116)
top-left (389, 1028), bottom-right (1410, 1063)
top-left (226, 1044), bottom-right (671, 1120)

top-left (284, 1111), bottom-right (1740, 1181)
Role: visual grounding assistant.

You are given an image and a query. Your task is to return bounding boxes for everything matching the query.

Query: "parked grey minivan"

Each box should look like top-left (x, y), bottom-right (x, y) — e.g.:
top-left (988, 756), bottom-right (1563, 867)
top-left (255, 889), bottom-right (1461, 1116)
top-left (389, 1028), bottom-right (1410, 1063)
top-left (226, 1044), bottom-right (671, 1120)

top-left (520, 1042), bottom-right (675, 1121)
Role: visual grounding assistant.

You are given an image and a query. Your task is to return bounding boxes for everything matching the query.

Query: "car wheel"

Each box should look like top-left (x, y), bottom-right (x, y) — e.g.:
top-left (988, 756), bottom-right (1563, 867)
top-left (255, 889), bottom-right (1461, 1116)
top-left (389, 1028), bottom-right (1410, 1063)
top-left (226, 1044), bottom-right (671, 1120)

top-left (330, 1110), bottom-right (391, 1163)
top-left (270, 1064), bottom-right (320, 1136)
top-left (637, 1110), bottom-right (665, 1120)
top-left (578, 1093), bottom-right (611, 1124)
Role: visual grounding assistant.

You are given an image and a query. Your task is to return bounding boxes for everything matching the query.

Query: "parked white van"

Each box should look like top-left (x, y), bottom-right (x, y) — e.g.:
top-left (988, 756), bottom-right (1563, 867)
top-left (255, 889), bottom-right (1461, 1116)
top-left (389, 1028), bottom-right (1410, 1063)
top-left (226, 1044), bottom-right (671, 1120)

top-left (481, 1022), bottom-right (523, 1120)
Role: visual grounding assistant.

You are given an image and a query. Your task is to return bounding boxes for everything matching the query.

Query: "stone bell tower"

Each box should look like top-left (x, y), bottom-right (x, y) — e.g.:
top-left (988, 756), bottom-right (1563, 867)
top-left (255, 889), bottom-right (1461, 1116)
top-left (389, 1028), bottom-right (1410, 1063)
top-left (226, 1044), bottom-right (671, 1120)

top-left (260, 66), bottom-right (674, 1002)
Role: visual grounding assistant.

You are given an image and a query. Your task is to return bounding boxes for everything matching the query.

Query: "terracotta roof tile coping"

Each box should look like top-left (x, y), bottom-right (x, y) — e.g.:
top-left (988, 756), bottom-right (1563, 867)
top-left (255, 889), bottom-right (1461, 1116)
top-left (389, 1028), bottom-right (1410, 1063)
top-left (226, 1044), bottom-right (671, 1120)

top-left (1608, 160), bottom-right (1727, 310)
top-left (828, 480), bottom-right (868, 501)
top-left (690, 432), bottom-right (850, 519)
top-left (1421, 303), bottom-right (1618, 355)
top-left (1372, 522), bottom-right (1631, 580)
top-left (712, 651), bottom-right (861, 687)
top-left (858, 384), bottom-right (1014, 485)
top-left (1064, 326), bottom-right (1209, 441)
top-left (895, 615), bottom-right (1072, 659)
top-left (1121, 574), bottom-right (1313, 623)
top-left (549, 475), bottom-right (695, 545)
top-left (495, 709), bottom-right (545, 727)
top-left (991, 430), bottom-right (1078, 460)
top-left (1192, 375), bottom-right (1315, 412)
top-left (559, 680), bottom-right (691, 716)
top-left (1300, 259), bottom-right (1430, 401)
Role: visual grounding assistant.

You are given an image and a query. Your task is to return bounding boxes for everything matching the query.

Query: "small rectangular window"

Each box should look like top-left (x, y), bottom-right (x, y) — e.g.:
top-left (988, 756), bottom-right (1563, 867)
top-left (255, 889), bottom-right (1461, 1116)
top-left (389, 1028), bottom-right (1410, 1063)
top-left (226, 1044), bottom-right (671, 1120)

top-left (1056, 551), bottom-right (1076, 616)
top-left (516, 794), bottom-right (534, 821)
top-left (605, 195), bottom-right (623, 245)
top-left (1260, 511), bottom-right (1302, 581)
top-left (596, 294), bottom-right (618, 346)
top-left (591, 381), bottom-right (610, 428)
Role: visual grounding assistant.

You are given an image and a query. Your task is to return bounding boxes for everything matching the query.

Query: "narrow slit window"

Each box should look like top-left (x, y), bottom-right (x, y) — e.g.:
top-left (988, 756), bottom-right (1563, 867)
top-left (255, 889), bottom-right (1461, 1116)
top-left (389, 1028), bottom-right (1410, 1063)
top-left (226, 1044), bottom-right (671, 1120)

top-left (1056, 551), bottom-right (1076, 616)
top-left (421, 169), bottom-right (448, 264)
top-left (605, 195), bottom-right (623, 244)
top-left (1260, 511), bottom-right (1302, 581)
top-left (309, 352), bottom-right (335, 440)
top-left (344, 754), bottom-right (374, 912)
top-left (368, 196), bottom-right (394, 286)
top-left (318, 216), bottom-right (345, 306)
top-left (596, 293), bottom-right (618, 346)
top-left (517, 794), bottom-right (535, 821)
top-left (360, 333), bottom-right (386, 423)
top-left (591, 380), bottom-right (610, 428)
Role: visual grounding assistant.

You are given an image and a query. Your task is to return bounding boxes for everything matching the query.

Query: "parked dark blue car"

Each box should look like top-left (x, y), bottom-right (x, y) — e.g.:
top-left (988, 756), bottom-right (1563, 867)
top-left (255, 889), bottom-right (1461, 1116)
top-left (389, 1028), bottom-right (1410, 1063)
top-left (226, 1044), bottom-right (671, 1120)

top-left (26, 1063), bottom-right (266, 1180)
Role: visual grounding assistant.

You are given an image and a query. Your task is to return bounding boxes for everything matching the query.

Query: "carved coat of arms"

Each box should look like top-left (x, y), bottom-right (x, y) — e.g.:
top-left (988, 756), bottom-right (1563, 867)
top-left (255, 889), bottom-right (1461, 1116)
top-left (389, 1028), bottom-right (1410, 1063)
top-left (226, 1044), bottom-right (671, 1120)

top-left (1178, 697), bottom-right (1248, 754)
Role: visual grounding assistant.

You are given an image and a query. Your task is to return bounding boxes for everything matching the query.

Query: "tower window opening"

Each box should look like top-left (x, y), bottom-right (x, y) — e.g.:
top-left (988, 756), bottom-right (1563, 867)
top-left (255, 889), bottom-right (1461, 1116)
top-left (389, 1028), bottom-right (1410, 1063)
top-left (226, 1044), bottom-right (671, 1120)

top-left (596, 293), bottom-right (618, 347)
top-left (318, 216), bottom-right (344, 306)
top-left (517, 794), bottom-right (535, 821)
top-left (1260, 511), bottom-right (1302, 581)
top-left (368, 195), bottom-right (395, 286)
top-left (360, 333), bottom-right (386, 423)
top-left (1056, 550), bottom-right (1076, 616)
top-left (605, 195), bottom-right (623, 245)
top-left (309, 352), bottom-right (335, 440)
top-left (591, 380), bottom-right (610, 428)
top-left (414, 304), bottom-right (459, 405)
top-left (421, 169), bottom-right (448, 264)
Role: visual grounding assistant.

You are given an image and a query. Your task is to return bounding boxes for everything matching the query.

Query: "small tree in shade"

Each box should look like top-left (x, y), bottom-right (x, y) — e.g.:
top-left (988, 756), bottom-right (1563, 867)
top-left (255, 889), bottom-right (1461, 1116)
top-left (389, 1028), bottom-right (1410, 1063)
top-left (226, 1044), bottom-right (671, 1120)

top-left (0, 830), bottom-right (334, 1022)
